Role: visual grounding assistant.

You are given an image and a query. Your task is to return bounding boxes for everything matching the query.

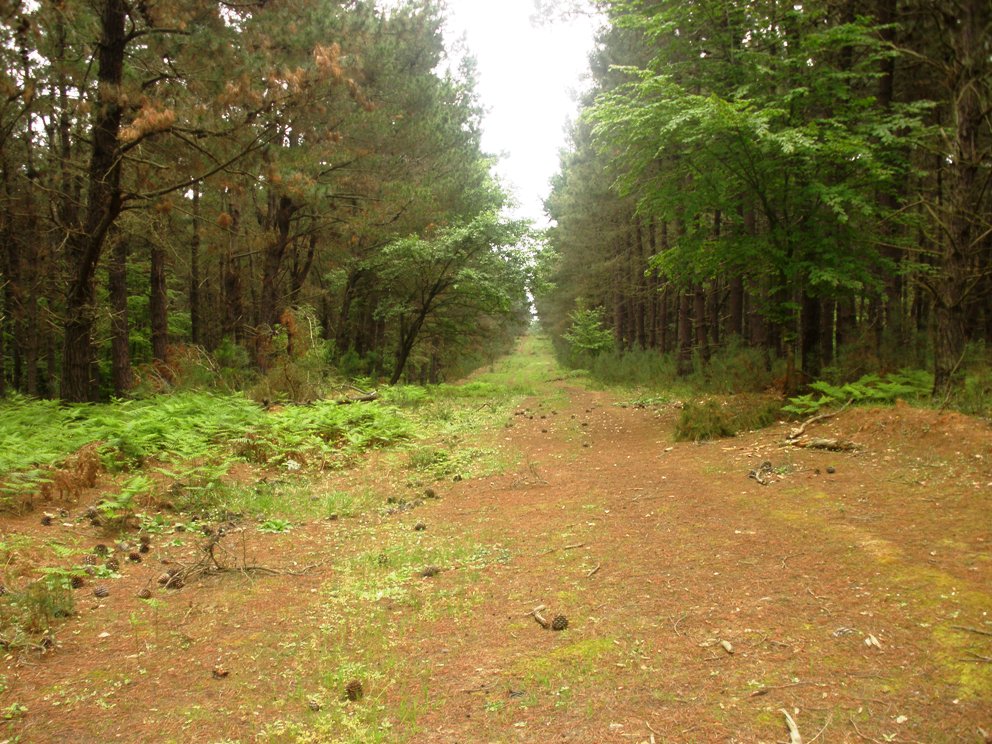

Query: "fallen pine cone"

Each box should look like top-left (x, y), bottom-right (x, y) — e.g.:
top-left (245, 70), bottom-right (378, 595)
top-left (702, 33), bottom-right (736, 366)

top-left (212, 666), bottom-right (229, 679)
top-left (345, 679), bottom-right (364, 701)
top-left (420, 565), bottom-right (441, 578)
top-left (93, 585), bottom-right (110, 598)
top-left (551, 615), bottom-right (569, 631)
top-left (137, 588), bottom-right (152, 600)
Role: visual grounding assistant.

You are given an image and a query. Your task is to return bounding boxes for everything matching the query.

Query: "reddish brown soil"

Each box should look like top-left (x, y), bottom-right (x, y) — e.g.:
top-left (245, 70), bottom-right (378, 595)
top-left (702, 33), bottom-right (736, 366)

top-left (2, 383), bottom-right (991, 743)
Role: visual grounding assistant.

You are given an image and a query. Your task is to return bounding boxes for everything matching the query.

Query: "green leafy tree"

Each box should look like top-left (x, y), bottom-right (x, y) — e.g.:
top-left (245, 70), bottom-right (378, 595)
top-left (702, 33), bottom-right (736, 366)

top-left (563, 305), bottom-right (615, 359)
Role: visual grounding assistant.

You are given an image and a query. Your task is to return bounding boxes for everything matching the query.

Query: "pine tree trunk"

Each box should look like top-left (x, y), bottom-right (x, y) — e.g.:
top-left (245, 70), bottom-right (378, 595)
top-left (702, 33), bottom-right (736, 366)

top-left (150, 240), bottom-right (168, 363)
top-left (190, 187), bottom-right (201, 345)
top-left (800, 290), bottom-right (822, 379)
top-left (693, 285), bottom-right (709, 363)
top-left (61, 0), bottom-right (126, 402)
top-left (933, 0), bottom-right (990, 395)
top-left (676, 290), bottom-right (693, 376)
top-left (726, 275), bottom-right (743, 340)
top-left (108, 230), bottom-right (132, 396)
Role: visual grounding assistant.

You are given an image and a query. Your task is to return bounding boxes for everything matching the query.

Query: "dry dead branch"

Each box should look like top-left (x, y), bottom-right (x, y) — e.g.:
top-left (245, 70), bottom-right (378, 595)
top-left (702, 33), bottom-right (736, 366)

top-left (790, 437), bottom-right (860, 452)
top-left (787, 398), bottom-right (853, 440)
top-left (162, 528), bottom-right (320, 589)
top-left (781, 709), bottom-right (803, 744)
top-left (951, 625), bottom-right (992, 637)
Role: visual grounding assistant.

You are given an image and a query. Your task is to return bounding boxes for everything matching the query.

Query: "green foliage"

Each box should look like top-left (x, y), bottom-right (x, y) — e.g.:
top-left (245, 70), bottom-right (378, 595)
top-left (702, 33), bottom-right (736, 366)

top-left (563, 305), bottom-right (615, 359)
top-left (95, 475), bottom-right (152, 532)
top-left (674, 396), bottom-right (782, 442)
top-left (674, 400), bottom-right (736, 442)
top-left (258, 519), bottom-right (292, 534)
top-left (783, 370), bottom-right (932, 416)
top-left (0, 579), bottom-right (74, 651)
top-left (0, 392), bottom-right (412, 509)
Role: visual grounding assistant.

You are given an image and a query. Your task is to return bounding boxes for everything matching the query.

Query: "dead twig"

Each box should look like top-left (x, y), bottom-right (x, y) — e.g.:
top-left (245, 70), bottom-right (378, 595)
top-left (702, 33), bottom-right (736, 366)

top-left (850, 716), bottom-right (886, 744)
top-left (751, 680), bottom-right (827, 697)
top-left (672, 612), bottom-right (688, 637)
top-left (962, 652), bottom-right (992, 663)
top-left (563, 542), bottom-right (585, 550)
top-left (806, 715), bottom-right (832, 744)
top-left (781, 709), bottom-right (803, 744)
top-left (586, 563), bottom-right (601, 577)
top-left (951, 625), bottom-right (992, 637)
top-left (531, 610), bottom-right (550, 629)
top-left (780, 552), bottom-right (802, 568)
top-left (787, 398), bottom-right (853, 440)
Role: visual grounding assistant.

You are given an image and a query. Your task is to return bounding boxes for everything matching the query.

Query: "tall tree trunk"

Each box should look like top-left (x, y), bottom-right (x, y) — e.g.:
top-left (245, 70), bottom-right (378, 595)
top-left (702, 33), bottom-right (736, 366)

top-left (633, 220), bottom-right (647, 349)
top-left (693, 284), bottom-right (709, 363)
top-left (108, 229), bottom-right (132, 396)
top-left (676, 290), bottom-right (693, 376)
top-left (150, 239), bottom-right (168, 363)
top-left (222, 208), bottom-right (243, 341)
top-left (61, 0), bottom-right (126, 401)
top-left (932, 0), bottom-right (991, 395)
top-left (190, 186), bottom-right (201, 345)
top-left (800, 290), bottom-right (822, 378)
top-left (260, 195), bottom-right (296, 328)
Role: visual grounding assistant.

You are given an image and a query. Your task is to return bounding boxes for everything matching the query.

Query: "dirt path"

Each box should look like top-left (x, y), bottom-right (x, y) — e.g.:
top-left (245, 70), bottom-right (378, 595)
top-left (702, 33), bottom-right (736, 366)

top-left (2, 343), bottom-right (991, 743)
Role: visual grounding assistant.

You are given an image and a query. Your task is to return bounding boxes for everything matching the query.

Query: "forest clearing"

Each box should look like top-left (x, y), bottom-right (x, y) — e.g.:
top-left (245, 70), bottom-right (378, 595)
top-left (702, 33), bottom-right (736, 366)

top-left (1, 336), bottom-right (990, 743)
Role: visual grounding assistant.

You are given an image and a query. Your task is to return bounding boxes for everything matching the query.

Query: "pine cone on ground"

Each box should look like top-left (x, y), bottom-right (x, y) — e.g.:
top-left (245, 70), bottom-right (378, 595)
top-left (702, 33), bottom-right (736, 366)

top-left (551, 615), bottom-right (569, 632)
top-left (345, 680), bottom-right (364, 701)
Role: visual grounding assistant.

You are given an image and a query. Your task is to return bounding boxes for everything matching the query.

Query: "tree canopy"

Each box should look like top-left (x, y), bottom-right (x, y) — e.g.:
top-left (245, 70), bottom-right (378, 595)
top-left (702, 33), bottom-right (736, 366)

top-left (0, 0), bottom-right (533, 400)
top-left (537, 0), bottom-right (991, 395)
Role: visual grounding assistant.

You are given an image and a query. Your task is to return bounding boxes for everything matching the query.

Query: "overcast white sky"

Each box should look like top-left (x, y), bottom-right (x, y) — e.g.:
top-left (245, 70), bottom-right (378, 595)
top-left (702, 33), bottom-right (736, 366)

top-left (441, 1), bottom-right (600, 227)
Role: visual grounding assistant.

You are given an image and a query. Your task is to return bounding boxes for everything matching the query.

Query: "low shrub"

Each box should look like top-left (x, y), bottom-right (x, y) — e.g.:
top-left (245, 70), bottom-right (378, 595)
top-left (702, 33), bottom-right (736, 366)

top-left (674, 400), bottom-right (736, 441)
top-left (0, 579), bottom-right (74, 651)
top-left (674, 395), bottom-right (783, 442)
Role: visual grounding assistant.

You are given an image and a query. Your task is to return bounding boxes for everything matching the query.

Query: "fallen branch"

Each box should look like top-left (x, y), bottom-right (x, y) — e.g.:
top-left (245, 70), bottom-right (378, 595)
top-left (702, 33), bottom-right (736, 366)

top-left (951, 625), bottom-right (992, 637)
top-left (337, 391), bottom-right (378, 405)
top-left (531, 610), bottom-right (550, 629)
top-left (586, 563), bottom-right (601, 577)
top-left (781, 709), bottom-right (803, 744)
top-left (790, 437), bottom-right (860, 452)
top-left (963, 652), bottom-right (992, 663)
top-left (787, 398), bottom-right (853, 440)
top-left (751, 680), bottom-right (827, 697)
top-left (162, 529), bottom-right (321, 588)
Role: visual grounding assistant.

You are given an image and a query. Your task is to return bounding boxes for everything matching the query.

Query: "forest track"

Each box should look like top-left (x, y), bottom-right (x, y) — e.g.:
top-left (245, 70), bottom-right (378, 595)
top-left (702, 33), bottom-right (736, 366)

top-left (2, 338), bottom-right (991, 743)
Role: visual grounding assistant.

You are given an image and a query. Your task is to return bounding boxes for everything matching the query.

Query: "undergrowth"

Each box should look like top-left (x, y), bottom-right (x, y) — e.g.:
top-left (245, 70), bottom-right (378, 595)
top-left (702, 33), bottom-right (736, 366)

top-left (0, 393), bottom-right (412, 511)
top-left (783, 370), bottom-right (932, 416)
top-left (674, 396), bottom-right (783, 442)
